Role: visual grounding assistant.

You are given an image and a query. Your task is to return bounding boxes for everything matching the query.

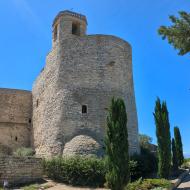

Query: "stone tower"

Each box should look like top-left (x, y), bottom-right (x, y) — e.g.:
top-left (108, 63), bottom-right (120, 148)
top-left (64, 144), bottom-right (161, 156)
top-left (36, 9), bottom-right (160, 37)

top-left (32, 10), bottom-right (140, 157)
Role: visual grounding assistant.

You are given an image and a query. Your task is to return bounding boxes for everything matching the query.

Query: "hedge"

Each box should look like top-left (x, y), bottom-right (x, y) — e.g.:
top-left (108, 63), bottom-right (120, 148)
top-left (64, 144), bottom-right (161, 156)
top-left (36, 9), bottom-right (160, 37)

top-left (43, 153), bottom-right (158, 187)
top-left (43, 156), bottom-right (106, 187)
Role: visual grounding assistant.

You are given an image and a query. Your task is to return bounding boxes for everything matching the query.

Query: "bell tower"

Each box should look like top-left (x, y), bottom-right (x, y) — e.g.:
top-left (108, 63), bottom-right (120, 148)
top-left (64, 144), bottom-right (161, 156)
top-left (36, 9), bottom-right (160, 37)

top-left (52, 10), bottom-right (87, 46)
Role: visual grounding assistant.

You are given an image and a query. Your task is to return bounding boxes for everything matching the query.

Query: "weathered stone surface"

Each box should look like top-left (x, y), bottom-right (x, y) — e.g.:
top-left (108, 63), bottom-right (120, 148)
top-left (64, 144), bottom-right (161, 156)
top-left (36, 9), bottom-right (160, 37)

top-left (32, 10), bottom-right (140, 157)
top-left (0, 144), bottom-right (12, 155)
top-left (63, 135), bottom-right (103, 157)
top-left (0, 89), bottom-right (32, 151)
top-left (0, 156), bottom-right (43, 186)
top-left (0, 10), bottom-right (140, 158)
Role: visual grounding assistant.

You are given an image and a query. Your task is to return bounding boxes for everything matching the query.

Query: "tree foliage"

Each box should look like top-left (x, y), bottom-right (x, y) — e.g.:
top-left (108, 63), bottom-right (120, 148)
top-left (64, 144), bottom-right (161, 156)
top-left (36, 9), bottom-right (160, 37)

top-left (153, 98), bottom-right (171, 179)
top-left (105, 97), bottom-right (129, 190)
top-left (174, 127), bottom-right (184, 166)
top-left (172, 138), bottom-right (178, 171)
top-left (158, 11), bottom-right (190, 55)
top-left (139, 134), bottom-right (153, 150)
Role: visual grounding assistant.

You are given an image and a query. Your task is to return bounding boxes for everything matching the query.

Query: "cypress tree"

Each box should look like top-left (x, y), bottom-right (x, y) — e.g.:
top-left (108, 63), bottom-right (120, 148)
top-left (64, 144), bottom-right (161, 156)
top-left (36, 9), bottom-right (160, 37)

top-left (172, 138), bottom-right (178, 171)
top-left (153, 98), bottom-right (171, 178)
top-left (174, 127), bottom-right (184, 166)
top-left (105, 97), bottom-right (129, 190)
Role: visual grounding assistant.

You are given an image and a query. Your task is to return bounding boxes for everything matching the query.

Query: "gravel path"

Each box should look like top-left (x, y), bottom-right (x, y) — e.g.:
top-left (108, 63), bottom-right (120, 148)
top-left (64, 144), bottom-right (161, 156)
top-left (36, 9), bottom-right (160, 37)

top-left (47, 184), bottom-right (107, 190)
top-left (177, 172), bottom-right (190, 190)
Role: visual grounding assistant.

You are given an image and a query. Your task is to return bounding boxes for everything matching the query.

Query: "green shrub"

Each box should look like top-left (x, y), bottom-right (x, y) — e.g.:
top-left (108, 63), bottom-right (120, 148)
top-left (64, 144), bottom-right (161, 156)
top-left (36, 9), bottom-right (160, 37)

top-left (126, 178), bottom-right (171, 190)
top-left (181, 162), bottom-right (190, 169)
top-left (184, 158), bottom-right (190, 162)
top-left (43, 156), bottom-right (106, 187)
top-left (43, 155), bottom-right (158, 188)
top-left (14, 147), bottom-right (35, 157)
top-left (129, 160), bottom-right (140, 181)
top-left (130, 148), bottom-right (158, 180)
top-left (181, 158), bottom-right (190, 169)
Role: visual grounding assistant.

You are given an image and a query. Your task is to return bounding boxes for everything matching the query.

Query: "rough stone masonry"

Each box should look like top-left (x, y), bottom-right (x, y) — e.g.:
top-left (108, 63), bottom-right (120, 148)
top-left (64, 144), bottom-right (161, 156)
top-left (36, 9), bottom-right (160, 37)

top-left (0, 156), bottom-right (43, 185)
top-left (0, 10), bottom-right (140, 157)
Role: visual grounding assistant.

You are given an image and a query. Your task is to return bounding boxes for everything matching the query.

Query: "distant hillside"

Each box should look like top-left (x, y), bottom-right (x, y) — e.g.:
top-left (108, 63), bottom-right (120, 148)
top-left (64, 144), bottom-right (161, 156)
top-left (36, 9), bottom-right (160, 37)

top-left (184, 153), bottom-right (190, 158)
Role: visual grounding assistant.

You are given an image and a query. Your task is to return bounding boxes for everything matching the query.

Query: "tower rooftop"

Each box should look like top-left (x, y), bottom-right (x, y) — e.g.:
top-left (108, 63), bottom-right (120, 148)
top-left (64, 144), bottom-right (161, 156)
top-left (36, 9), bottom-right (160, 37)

top-left (53, 10), bottom-right (87, 26)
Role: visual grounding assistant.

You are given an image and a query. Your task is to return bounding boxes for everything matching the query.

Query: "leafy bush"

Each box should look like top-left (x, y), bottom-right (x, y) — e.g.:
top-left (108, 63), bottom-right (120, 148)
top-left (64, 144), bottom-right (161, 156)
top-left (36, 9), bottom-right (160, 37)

top-left (129, 160), bottom-right (142, 181)
top-left (43, 154), bottom-right (157, 188)
top-left (181, 162), bottom-right (190, 169)
top-left (181, 158), bottom-right (190, 169)
top-left (130, 148), bottom-right (158, 180)
top-left (14, 147), bottom-right (35, 157)
top-left (126, 178), bottom-right (171, 190)
top-left (184, 158), bottom-right (190, 162)
top-left (43, 156), bottom-right (146, 186)
top-left (43, 156), bottom-right (106, 187)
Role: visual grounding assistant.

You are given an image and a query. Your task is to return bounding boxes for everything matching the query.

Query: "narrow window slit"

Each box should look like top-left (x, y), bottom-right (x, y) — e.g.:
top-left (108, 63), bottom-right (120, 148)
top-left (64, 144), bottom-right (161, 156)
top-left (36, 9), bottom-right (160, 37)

top-left (82, 105), bottom-right (87, 114)
top-left (54, 25), bottom-right (58, 41)
top-left (36, 99), bottom-right (39, 107)
top-left (72, 23), bottom-right (80, 36)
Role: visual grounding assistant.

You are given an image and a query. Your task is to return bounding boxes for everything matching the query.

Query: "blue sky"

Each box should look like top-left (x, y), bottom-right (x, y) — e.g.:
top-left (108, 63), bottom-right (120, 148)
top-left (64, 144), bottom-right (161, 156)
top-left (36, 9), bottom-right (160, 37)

top-left (0, 0), bottom-right (189, 155)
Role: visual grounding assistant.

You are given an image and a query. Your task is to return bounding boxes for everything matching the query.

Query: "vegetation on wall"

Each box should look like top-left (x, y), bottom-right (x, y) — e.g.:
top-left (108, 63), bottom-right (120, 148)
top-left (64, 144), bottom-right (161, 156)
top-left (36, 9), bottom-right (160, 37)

top-left (105, 98), bottom-right (129, 190)
top-left (154, 98), bottom-right (171, 178)
top-left (14, 147), bottom-right (35, 157)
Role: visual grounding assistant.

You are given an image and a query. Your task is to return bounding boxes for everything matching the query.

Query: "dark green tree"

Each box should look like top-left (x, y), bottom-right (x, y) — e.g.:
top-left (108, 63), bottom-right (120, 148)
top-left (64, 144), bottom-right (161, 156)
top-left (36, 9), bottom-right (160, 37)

top-left (174, 127), bottom-right (184, 166)
top-left (158, 11), bottom-right (190, 56)
top-left (105, 98), bottom-right (129, 190)
top-left (153, 98), bottom-right (171, 178)
top-left (172, 138), bottom-right (178, 171)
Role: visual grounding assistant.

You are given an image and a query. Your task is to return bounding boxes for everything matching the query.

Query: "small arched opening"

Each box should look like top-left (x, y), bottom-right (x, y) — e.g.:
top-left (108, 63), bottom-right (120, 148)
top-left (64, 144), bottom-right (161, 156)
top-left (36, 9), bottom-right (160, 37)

top-left (72, 22), bottom-right (80, 36)
top-left (82, 105), bottom-right (87, 114)
top-left (54, 25), bottom-right (58, 41)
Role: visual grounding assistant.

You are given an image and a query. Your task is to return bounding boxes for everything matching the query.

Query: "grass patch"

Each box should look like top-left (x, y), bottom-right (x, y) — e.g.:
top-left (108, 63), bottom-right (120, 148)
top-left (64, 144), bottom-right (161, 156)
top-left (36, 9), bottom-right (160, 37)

top-left (14, 147), bottom-right (35, 157)
top-left (126, 178), bottom-right (171, 190)
top-left (182, 158), bottom-right (190, 169)
top-left (22, 183), bottom-right (53, 190)
top-left (23, 184), bottom-right (40, 190)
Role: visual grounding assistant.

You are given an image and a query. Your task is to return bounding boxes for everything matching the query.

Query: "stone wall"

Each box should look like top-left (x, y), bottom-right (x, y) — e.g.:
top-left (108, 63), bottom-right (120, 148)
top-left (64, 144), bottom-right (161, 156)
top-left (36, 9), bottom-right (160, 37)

top-left (32, 10), bottom-right (140, 157)
top-left (0, 89), bottom-right (32, 152)
top-left (0, 156), bottom-right (43, 186)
